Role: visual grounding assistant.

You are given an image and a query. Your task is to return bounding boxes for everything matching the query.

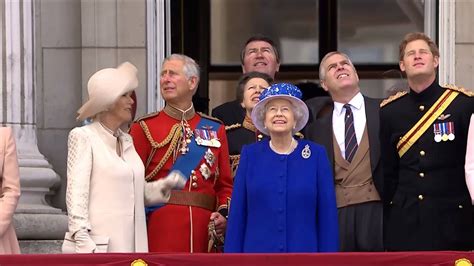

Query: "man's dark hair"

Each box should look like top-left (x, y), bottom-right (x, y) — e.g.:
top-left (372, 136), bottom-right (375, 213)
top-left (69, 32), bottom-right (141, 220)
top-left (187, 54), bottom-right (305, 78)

top-left (240, 34), bottom-right (280, 65)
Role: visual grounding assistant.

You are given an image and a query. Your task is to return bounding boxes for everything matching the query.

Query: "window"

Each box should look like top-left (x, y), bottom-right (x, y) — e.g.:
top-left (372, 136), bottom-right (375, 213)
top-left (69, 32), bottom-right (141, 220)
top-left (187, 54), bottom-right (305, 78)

top-left (173, 0), bottom-right (434, 112)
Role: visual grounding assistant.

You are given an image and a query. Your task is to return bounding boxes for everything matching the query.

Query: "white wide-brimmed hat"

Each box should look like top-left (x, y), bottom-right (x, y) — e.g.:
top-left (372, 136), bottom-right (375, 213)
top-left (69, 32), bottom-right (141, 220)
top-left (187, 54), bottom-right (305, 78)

top-left (76, 62), bottom-right (138, 121)
top-left (251, 83), bottom-right (309, 135)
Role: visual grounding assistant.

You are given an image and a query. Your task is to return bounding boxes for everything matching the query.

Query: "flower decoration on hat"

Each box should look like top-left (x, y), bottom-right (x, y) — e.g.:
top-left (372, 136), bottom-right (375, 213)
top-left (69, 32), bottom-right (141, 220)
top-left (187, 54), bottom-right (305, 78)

top-left (258, 83), bottom-right (303, 101)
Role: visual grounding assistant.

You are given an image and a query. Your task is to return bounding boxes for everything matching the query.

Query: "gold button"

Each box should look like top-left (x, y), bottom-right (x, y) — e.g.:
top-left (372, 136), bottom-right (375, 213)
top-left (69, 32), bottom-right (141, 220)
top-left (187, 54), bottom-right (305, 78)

top-left (257, 134), bottom-right (263, 140)
top-left (418, 195), bottom-right (424, 200)
top-left (419, 172), bottom-right (425, 178)
top-left (459, 205), bottom-right (463, 209)
top-left (192, 175), bottom-right (198, 181)
top-left (420, 150), bottom-right (425, 156)
top-left (192, 182), bottom-right (198, 188)
top-left (419, 105), bottom-right (425, 111)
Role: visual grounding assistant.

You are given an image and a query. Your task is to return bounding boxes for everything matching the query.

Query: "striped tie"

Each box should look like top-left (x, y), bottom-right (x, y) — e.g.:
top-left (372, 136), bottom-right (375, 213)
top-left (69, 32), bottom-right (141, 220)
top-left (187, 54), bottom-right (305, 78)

top-left (344, 104), bottom-right (358, 162)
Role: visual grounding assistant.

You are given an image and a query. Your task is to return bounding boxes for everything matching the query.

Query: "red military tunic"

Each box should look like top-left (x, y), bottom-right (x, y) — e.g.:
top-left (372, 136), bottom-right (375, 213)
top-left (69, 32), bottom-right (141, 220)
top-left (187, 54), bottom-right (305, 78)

top-left (129, 106), bottom-right (232, 252)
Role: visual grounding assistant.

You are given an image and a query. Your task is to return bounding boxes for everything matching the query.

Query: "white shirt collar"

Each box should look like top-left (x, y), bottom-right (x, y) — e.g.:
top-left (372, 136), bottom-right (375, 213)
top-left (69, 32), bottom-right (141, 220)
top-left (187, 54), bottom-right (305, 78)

top-left (333, 92), bottom-right (364, 115)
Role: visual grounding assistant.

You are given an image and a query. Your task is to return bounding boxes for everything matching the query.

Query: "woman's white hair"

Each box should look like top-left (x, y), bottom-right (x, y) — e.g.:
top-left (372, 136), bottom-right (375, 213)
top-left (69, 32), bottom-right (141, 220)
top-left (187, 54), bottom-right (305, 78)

top-left (255, 98), bottom-right (304, 134)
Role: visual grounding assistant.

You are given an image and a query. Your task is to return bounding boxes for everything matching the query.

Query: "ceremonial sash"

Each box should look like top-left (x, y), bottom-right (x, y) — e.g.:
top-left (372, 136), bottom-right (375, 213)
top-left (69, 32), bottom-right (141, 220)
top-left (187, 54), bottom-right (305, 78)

top-left (396, 89), bottom-right (459, 158)
top-left (146, 117), bottom-right (220, 214)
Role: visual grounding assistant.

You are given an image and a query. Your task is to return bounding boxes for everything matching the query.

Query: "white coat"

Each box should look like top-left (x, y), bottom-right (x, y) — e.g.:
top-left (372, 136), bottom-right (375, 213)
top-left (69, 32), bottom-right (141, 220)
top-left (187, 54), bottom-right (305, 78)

top-left (66, 121), bottom-right (147, 252)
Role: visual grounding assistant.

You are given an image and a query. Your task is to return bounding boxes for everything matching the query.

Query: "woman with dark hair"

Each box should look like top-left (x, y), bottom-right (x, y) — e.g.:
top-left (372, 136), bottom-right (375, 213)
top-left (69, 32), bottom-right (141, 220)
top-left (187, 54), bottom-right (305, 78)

top-left (226, 71), bottom-right (273, 176)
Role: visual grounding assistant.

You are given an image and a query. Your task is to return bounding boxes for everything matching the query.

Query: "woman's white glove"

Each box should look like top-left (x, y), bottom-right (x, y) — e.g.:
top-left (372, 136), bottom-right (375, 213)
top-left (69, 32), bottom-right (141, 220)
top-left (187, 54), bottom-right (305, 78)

top-left (144, 170), bottom-right (186, 206)
top-left (74, 229), bottom-right (96, 253)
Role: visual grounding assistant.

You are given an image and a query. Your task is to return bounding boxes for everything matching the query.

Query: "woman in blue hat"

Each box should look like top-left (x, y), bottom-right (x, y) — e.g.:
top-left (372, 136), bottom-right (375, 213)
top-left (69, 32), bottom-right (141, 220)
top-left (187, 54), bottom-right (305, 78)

top-left (224, 83), bottom-right (339, 253)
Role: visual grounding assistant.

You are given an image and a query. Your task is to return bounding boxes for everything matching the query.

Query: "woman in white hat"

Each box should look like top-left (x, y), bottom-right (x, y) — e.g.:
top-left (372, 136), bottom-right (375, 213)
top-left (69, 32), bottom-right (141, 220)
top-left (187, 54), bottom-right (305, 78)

top-left (225, 83), bottom-right (339, 253)
top-left (65, 62), bottom-right (184, 253)
top-left (465, 114), bottom-right (474, 204)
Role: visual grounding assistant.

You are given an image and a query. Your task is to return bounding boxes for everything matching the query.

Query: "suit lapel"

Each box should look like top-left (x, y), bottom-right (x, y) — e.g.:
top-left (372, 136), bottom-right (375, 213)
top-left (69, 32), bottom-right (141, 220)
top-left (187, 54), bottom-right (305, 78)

top-left (364, 97), bottom-right (381, 173)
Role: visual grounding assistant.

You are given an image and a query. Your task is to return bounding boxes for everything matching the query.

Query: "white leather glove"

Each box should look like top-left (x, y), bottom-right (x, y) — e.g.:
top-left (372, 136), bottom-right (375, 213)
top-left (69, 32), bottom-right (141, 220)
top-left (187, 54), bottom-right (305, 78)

top-left (74, 229), bottom-right (96, 253)
top-left (144, 170), bottom-right (187, 206)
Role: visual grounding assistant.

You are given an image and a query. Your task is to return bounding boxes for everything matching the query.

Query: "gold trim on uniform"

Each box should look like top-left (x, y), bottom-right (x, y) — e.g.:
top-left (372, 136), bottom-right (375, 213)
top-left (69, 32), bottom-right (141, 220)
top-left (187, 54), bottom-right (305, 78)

top-left (242, 115), bottom-right (257, 132)
top-left (380, 91), bottom-right (408, 108)
top-left (135, 111), bottom-right (160, 122)
top-left (444, 84), bottom-right (474, 97)
top-left (229, 154), bottom-right (240, 177)
top-left (225, 123), bottom-right (241, 131)
top-left (397, 89), bottom-right (459, 157)
top-left (164, 104), bottom-right (195, 120)
top-left (140, 121), bottom-right (182, 181)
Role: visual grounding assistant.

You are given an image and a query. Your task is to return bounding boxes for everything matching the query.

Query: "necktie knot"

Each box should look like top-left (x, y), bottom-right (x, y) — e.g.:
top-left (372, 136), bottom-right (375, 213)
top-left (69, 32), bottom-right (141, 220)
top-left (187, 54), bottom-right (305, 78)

top-left (344, 104), bottom-right (352, 114)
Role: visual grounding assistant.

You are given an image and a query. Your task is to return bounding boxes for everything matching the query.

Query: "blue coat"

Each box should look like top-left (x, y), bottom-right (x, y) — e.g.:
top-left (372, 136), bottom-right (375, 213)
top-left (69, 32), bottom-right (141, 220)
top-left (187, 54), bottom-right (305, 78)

top-left (224, 139), bottom-right (339, 253)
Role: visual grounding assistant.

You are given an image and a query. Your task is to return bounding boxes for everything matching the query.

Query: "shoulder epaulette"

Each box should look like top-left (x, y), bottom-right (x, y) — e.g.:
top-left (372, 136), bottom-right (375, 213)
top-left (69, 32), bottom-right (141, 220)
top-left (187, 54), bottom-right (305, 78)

top-left (380, 91), bottom-right (408, 108)
top-left (295, 132), bottom-right (304, 139)
top-left (225, 123), bottom-right (241, 131)
top-left (135, 111), bottom-right (160, 122)
top-left (198, 112), bottom-right (224, 124)
top-left (443, 84), bottom-right (474, 97)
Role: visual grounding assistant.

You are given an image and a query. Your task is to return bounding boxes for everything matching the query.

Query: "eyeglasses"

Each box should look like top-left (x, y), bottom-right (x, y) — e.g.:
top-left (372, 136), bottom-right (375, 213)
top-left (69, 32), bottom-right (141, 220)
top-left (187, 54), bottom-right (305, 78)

top-left (265, 106), bottom-right (292, 115)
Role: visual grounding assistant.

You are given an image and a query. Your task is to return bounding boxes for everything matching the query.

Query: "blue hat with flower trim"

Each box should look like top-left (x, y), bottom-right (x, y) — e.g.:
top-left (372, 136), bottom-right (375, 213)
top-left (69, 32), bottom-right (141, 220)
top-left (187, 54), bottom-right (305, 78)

top-left (251, 82), bottom-right (309, 135)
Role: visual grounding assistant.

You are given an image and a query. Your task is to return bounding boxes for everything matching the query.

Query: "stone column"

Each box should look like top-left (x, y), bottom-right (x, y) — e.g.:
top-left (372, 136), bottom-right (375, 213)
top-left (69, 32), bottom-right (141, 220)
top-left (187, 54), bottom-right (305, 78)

top-left (1, 0), bottom-right (67, 253)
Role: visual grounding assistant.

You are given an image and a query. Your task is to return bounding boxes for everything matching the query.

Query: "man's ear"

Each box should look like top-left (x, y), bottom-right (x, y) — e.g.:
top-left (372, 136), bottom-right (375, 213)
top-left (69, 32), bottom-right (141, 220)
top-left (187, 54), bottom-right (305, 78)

top-left (399, 61), bottom-right (406, 72)
top-left (188, 76), bottom-right (198, 92)
top-left (433, 56), bottom-right (439, 68)
top-left (320, 80), bottom-right (329, 92)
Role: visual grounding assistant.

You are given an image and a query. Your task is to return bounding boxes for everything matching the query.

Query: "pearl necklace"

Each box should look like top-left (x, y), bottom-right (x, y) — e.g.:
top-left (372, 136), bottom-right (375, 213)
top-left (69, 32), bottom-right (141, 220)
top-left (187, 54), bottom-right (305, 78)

top-left (269, 138), bottom-right (296, 155)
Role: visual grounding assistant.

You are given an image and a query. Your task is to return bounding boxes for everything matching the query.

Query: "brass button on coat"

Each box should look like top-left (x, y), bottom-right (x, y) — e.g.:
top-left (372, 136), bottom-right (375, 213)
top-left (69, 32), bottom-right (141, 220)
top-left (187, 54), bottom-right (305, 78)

top-left (418, 195), bottom-right (424, 200)
top-left (419, 105), bottom-right (425, 111)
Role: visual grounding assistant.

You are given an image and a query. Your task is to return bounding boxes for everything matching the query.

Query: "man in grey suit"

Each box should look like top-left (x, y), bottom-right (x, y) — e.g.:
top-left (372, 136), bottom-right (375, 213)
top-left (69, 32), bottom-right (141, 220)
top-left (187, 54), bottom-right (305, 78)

top-left (304, 51), bottom-right (383, 251)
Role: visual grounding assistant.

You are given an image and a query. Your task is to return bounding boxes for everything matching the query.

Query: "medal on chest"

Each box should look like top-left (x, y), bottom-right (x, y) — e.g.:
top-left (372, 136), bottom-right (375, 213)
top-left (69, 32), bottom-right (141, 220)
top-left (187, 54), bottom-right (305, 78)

top-left (433, 121), bottom-right (455, 142)
top-left (195, 126), bottom-right (221, 148)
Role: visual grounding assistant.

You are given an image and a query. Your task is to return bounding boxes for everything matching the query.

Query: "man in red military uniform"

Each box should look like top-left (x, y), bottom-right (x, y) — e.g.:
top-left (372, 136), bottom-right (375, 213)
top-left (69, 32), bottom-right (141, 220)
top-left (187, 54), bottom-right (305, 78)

top-left (130, 54), bottom-right (232, 253)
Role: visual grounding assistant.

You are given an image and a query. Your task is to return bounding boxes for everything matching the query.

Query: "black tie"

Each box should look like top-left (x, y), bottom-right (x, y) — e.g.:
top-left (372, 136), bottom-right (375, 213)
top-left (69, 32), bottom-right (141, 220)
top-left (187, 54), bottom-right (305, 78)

top-left (344, 104), bottom-right (358, 162)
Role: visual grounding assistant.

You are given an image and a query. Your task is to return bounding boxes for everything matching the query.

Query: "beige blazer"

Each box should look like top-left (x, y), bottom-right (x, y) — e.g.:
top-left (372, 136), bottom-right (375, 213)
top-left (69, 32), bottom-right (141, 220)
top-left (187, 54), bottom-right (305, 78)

top-left (0, 127), bottom-right (21, 254)
top-left (466, 114), bottom-right (474, 204)
top-left (66, 122), bottom-right (147, 252)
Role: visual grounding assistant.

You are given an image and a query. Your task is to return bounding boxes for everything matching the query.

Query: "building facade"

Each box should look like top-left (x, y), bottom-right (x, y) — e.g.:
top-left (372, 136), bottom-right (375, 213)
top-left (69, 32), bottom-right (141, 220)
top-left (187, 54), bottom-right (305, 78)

top-left (1, 0), bottom-right (473, 253)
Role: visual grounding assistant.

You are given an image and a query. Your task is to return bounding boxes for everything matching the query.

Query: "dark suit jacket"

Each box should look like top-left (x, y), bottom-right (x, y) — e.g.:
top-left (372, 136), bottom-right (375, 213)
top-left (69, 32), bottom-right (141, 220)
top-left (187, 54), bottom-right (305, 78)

top-left (304, 96), bottom-right (383, 199)
top-left (211, 100), bottom-right (245, 126)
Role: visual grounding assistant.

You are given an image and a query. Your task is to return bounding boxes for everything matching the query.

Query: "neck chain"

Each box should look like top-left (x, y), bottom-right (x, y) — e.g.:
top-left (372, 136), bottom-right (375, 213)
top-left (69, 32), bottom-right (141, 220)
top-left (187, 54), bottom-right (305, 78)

top-left (99, 122), bottom-right (122, 156)
top-left (99, 122), bottom-right (119, 137)
top-left (269, 137), bottom-right (295, 155)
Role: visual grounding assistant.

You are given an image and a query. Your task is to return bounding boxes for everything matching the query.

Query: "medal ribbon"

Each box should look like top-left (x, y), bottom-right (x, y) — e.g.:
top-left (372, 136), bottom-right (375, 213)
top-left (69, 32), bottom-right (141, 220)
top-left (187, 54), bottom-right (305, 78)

top-left (397, 89), bottom-right (459, 158)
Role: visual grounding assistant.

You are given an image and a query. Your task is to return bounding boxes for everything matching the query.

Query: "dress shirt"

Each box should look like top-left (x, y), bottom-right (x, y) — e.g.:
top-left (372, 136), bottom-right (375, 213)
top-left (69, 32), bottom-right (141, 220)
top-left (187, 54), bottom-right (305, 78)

top-left (333, 92), bottom-right (366, 160)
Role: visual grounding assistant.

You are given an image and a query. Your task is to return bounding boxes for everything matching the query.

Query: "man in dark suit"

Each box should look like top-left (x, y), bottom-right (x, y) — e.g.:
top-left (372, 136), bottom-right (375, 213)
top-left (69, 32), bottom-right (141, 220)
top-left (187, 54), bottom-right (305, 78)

top-left (211, 34), bottom-right (280, 125)
top-left (305, 51), bottom-right (383, 251)
top-left (380, 32), bottom-right (474, 251)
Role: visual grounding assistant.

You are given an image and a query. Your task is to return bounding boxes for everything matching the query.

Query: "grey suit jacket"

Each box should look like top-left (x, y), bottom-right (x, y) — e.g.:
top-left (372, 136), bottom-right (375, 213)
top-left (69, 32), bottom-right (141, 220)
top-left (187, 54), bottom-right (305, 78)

top-left (304, 96), bottom-right (383, 199)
